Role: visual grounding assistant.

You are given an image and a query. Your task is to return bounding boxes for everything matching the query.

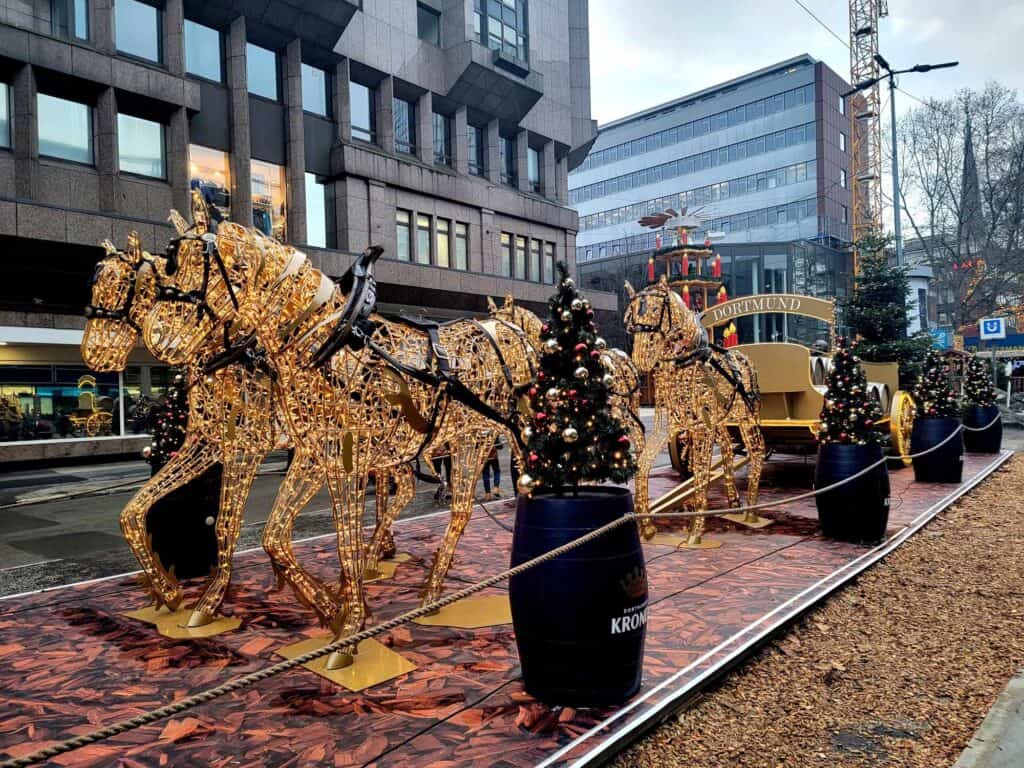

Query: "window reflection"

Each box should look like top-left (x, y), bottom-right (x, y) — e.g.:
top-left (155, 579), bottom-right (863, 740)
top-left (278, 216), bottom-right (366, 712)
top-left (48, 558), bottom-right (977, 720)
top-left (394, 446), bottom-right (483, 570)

top-left (416, 214), bottom-right (431, 264)
top-left (301, 64), bottom-right (328, 116)
top-left (116, 0), bottom-right (161, 63)
top-left (184, 20), bottom-right (223, 82)
top-left (396, 209), bottom-right (411, 261)
top-left (350, 81), bottom-right (375, 143)
top-left (38, 94), bottom-right (92, 164)
top-left (436, 218), bottom-right (450, 267)
top-left (189, 144), bottom-right (231, 220)
top-left (0, 367), bottom-right (119, 439)
top-left (247, 43), bottom-right (279, 101)
top-left (394, 97), bottom-right (416, 155)
top-left (251, 159), bottom-right (287, 242)
top-left (0, 83), bottom-right (9, 149)
top-left (118, 113), bottom-right (164, 178)
top-left (304, 172), bottom-right (327, 248)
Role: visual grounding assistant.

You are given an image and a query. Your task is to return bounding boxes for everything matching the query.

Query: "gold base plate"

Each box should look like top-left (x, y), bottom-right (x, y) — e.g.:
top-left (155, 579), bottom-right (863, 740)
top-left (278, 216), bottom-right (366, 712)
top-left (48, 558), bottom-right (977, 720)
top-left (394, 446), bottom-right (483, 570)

top-left (122, 606), bottom-right (241, 639)
top-left (365, 552), bottom-right (412, 583)
top-left (277, 636), bottom-right (416, 691)
top-left (647, 532), bottom-right (693, 548)
top-left (412, 594), bottom-right (512, 628)
top-left (720, 513), bottom-right (775, 529)
top-left (679, 539), bottom-right (724, 550)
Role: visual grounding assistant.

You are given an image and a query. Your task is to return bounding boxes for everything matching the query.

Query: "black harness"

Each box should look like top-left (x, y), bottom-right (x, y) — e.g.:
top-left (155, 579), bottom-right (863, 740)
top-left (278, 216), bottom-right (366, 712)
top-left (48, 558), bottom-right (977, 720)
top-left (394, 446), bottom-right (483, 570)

top-left (85, 256), bottom-right (144, 330)
top-left (673, 323), bottom-right (759, 413)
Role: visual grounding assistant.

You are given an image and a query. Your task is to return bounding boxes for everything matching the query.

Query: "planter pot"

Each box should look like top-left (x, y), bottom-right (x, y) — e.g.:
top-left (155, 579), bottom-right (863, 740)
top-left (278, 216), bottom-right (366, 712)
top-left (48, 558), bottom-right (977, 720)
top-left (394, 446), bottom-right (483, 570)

top-left (815, 443), bottom-right (890, 544)
top-left (146, 462), bottom-right (222, 580)
top-left (963, 405), bottom-right (1002, 454)
top-left (911, 417), bottom-right (963, 484)
top-left (509, 486), bottom-right (647, 707)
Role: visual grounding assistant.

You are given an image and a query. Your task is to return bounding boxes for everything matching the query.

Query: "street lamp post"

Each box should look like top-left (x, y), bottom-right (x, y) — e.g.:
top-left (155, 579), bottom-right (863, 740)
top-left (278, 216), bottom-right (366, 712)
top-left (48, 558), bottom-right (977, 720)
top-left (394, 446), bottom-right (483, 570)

top-left (843, 56), bottom-right (958, 266)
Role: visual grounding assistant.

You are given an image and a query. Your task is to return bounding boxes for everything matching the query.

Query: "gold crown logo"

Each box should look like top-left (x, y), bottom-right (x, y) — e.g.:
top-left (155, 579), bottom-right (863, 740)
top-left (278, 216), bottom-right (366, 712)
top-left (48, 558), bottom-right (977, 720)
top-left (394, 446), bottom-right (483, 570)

top-left (620, 565), bottom-right (647, 600)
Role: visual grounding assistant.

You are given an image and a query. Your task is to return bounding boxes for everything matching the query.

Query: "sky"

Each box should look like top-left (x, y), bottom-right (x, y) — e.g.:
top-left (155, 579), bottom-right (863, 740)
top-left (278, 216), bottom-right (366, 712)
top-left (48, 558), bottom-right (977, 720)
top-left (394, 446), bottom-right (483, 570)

top-left (587, 0), bottom-right (1024, 125)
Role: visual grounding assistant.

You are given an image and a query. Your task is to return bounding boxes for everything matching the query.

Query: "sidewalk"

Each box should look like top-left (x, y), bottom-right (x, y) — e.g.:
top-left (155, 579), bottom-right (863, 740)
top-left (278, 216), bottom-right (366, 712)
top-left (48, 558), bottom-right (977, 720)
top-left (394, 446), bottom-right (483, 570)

top-left (953, 670), bottom-right (1024, 768)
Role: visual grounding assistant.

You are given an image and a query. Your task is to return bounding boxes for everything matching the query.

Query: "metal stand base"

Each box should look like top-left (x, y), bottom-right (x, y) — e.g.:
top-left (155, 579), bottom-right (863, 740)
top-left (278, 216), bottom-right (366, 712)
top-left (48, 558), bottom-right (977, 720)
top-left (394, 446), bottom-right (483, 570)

top-left (365, 552), bottom-right (412, 582)
top-left (720, 512), bottom-right (775, 529)
top-left (678, 538), bottom-right (724, 550)
top-left (412, 594), bottom-right (512, 628)
top-left (277, 636), bottom-right (416, 691)
top-left (122, 606), bottom-right (241, 639)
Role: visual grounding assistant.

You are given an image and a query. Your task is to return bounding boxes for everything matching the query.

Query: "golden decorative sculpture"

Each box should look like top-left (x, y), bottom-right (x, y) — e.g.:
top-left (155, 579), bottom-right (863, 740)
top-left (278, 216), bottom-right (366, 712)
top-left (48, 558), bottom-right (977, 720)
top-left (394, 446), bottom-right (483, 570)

top-left (144, 193), bottom-right (536, 668)
top-left (624, 278), bottom-right (765, 546)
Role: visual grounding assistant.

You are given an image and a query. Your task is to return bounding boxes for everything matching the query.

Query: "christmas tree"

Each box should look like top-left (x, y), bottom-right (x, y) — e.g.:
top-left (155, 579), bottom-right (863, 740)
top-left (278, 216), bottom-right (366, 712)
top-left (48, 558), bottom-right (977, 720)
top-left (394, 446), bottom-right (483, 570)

top-left (963, 353), bottom-right (997, 408)
top-left (144, 371), bottom-right (188, 471)
top-left (913, 348), bottom-right (961, 418)
top-left (519, 264), bottom-right (637, 494)
top-left (839, 231), bottom-right (932, 389)
top-left (817, 337), bottom-right (886, 445)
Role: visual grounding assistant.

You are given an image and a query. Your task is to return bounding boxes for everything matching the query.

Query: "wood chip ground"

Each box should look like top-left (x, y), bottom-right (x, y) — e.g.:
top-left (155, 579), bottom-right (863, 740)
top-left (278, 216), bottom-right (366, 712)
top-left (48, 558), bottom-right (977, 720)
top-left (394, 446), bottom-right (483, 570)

top-left (615, 456), bottom-right (1024, 768)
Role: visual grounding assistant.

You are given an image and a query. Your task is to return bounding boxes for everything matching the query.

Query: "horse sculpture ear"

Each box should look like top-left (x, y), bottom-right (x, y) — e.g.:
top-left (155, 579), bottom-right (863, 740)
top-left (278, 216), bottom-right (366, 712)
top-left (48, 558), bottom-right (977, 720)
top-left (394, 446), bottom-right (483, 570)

top-left (504, 293), bottom-right (514, 310)
top-left (168, 209), bottom-right (190, 236)
top-left (624, 281), bottom-right (636, 299)
top-left (125, 232), bottom-right (144, 265)
top-left (486, 296), bottom-right (498, 313)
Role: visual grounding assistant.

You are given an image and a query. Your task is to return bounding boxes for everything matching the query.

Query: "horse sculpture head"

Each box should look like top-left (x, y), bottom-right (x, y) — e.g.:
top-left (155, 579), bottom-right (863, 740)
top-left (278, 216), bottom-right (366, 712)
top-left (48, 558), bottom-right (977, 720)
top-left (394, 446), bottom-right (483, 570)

top-left (81, 232), bottom-right (159, 371)
top-left (623, 276), bottom-right (703, 373)
top-left (487, 294), bottom-right (545, 351)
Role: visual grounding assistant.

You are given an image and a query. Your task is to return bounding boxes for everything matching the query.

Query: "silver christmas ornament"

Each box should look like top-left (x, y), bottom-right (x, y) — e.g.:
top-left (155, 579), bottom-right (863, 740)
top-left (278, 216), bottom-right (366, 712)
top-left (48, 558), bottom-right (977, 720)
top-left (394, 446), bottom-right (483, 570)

top-left (562, 427), bottom-right (579, 443)
top-left (574, 366), bottom-right (589, 380)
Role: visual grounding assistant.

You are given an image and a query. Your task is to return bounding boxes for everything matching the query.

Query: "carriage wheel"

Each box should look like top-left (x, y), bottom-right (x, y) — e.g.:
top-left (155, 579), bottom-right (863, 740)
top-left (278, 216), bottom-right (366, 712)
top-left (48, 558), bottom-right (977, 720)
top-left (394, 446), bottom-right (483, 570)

top-left (889, 390), bottom-right (916, 467)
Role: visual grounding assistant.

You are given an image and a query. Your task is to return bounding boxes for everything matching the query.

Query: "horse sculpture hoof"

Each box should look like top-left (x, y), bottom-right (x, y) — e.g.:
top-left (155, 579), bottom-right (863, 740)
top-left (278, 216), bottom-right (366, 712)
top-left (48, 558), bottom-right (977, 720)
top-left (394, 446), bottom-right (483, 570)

top-left (187, 610), bottom-right (214, 628)
top-left (325, 650), bottom-right (355, 670)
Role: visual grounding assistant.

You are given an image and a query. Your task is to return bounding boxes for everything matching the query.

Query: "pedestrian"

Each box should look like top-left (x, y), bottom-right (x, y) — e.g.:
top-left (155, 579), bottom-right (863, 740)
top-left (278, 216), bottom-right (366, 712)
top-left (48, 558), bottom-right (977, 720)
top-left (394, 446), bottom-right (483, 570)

top-left (480, 436), bottom-right (504, 500)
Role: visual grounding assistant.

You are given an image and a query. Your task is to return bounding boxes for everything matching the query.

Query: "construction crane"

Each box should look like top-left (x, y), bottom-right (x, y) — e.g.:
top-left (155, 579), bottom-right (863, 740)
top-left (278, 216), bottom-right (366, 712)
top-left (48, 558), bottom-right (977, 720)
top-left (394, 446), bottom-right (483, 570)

top-left (848, 0), bottom-right (888, 254)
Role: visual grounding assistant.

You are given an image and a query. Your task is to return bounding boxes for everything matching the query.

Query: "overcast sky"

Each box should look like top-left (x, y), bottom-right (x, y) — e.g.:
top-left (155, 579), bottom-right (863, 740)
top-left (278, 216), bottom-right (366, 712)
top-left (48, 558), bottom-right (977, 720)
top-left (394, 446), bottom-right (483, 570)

top-left (588, 0), bottom-right (1024, 125)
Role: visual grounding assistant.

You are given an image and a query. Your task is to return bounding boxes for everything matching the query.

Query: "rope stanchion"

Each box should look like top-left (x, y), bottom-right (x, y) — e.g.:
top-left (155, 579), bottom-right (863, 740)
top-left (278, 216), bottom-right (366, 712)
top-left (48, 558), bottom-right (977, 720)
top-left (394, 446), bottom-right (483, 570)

top-left (0, 417), bottom-right (1000, 768)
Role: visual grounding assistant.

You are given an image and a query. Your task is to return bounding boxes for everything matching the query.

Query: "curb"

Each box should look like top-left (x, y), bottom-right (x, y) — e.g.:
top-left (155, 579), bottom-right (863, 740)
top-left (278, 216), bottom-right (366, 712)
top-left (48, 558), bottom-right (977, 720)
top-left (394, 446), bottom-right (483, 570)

top-left (953, 669), bottom-right (1024, 768)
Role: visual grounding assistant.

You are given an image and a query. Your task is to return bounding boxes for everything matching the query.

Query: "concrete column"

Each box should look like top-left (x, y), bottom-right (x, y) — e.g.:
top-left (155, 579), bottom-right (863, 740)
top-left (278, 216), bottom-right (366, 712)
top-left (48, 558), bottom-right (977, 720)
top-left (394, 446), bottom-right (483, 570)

top-left (163, 0), bottom-right (184, 75)
top-left (541, 140), bottom-right (556, 200)
top-left (416, 91), bottom-right (433, 165)
top-left (485, 119), bottom-right (500, 184)
top-left (13, 64), bottom-right (38, 200)
top-left (91, 0), bottom-right (114, 53)
top-left (96, 87), bottom-right (117, 212)
top-left (516, 128), bottom-right (529, 194)
top-left (453, 105), bottom-right (468, 176)
top-left (555, 155), bottom-right (569, 205)
top-left (283, 38), bottom-right (307, 246)
top-left (168, 106), bottom-right (190, 214)
top-left (333, 58), bottom-right (351, 143)
top-left (376, 76), bottom-right (395, 153)
top-left (226, 16), bottom-right (252, 225)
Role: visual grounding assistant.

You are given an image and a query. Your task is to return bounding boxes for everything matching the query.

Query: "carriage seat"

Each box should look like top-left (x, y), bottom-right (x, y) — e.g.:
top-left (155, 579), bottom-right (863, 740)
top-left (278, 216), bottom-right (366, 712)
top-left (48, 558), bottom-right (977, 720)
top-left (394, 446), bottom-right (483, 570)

top-left (734, 342), bottom-right (822, 422)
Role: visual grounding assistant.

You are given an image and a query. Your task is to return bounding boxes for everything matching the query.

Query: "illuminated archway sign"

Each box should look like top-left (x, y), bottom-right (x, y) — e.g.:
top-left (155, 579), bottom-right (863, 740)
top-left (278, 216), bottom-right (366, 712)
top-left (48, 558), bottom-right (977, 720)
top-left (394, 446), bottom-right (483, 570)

top-left (699, 293), bottom-right (835, 329)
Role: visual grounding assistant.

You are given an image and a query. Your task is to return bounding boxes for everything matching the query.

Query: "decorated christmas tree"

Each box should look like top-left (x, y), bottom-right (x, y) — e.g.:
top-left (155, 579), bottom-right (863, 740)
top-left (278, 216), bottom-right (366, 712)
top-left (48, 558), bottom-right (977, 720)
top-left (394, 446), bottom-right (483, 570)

top-left (817, 337), bottom-right (886, 445)
top-left (144, 371), bottom-right (188, 471)
top-left (963, 353), bottom-right (997, 408)
top-left (913, 348), bottom-right (961, 418)
top-left (519, 264), bottom-right (637, 494)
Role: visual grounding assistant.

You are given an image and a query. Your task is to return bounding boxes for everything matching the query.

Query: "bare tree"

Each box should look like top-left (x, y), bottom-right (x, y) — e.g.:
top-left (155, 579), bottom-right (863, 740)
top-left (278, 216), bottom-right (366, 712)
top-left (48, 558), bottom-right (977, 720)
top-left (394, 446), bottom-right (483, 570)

top-left (896, 82), bottom-right (1024, 329)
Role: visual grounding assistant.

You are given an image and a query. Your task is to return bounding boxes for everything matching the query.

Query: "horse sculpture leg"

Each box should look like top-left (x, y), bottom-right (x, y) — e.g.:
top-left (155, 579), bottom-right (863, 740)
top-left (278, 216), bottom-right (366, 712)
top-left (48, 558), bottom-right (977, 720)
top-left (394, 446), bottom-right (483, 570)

top-left (419, 433), bottom-right (492, 608)
top-left (717, 423), bottom-right (741, 508)
top-left (365, 463), bottom-right (414, 578)
top-left (634, 414), bottom-right (669, 541)
top-left (685, 427), bottom-right (717, 546)
top-left (187, 448), bottom-right (264, 626)
top-left (738, 418), bottom-right (766, 515)
top-left (121, 434), bottom-right (217, 610)
top-left (262, 447), bottom-right (338, 626)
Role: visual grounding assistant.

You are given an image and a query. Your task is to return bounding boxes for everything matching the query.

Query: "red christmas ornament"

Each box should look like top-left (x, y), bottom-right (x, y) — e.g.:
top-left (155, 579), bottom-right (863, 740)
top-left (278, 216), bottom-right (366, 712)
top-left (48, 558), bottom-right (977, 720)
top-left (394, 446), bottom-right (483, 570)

top-left (534, 412), bottom-right (547, 422)
top-left (590, 350), bottom-right (601, 359)
top-left (528, 452), bottom-right (539, 464)
top-left (617, 435), bottom-right (630, 444)
top-left (567, 389), bottom-right (578, 397)
top-left (528, 386), bottom-right (538, 398)
top-left (574, 343), bottom-right (587, 352)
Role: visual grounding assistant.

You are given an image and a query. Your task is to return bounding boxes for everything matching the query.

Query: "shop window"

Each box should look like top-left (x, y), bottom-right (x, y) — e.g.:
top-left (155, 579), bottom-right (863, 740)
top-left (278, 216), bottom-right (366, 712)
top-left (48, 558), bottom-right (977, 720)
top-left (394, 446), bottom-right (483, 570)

top-left (38, 94), bottom-right (92, 164)
top-left (514, 235), bottom-right (526, 280)
top-left (189, 144), bottom-right (231, 219)
top-left (454, 223), bottom-right (468, 270)
top-left (247, 43), bottom-right (279, 101)
top-left (251, 159), bottom-right (287, 242)
top-left (302, 64), bottom-right (328, 117)
top-left (416, 214), bottom-right (431, 264)
top-left (396, 210), bottom-right (411, 261)
top-left (50, 0), bottom-right (89, 41)
top-left (417, 3), bottom-right (441, 45)
top-left (184, 20), bottom-right (223, 82)
top-left (0, 83), bottom-right (9, 149)
top-left (116, 0), bottom-right (161, 63)
top-left (0, 367), bottom-right (120, 440)
top-left (500, 232), bottom-right (512, 276)
top-left (350, 81), bottom-right (375, 143)
top-left (394, 97), bottom-right (416, 155)
top-left (436, 217), bottom-right (451, 267)
top-left (122, 365), bottom-right (172, 434)
top-left (118, 113), bottom-right (165, 178)
top-left (304, 172), bottom-right (328, 248)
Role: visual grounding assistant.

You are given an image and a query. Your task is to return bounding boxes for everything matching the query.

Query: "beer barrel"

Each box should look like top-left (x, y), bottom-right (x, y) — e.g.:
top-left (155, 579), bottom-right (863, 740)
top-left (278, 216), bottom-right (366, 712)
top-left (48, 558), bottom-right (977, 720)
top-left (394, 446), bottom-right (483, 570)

top-left (911, 417), bottom-right (963, 483)
top-left (509, 486), bottom-right (647, 707)
top-left (963, 405), bottom-right (1002, 453)
top-left (815, 443), bottom-right (890, 544)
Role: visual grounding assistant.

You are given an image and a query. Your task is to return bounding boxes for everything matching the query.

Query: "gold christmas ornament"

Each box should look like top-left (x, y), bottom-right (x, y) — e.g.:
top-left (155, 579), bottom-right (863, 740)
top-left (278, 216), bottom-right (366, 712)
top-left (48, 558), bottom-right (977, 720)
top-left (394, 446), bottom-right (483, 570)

top-left (594, 337), bottom-right (607, 350)
top-left (543, 338), bottom-right (560, 353)
top-left (517, 472), bottom-right (535, 494)
top-left (571, 298), bottom-right (584, 311)
top-left (562, 426), bottom-right (579, 443)
top-left (574, 366), bottom-right (590, 380)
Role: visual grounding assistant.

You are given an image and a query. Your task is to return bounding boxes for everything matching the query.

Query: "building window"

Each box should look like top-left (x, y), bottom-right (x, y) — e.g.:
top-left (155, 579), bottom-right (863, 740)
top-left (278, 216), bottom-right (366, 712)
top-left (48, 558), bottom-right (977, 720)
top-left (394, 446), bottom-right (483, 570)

top-left (396, 210), bottom-right (412, 261)
top-left (514, 235), bottom-right (526, 280)
top-left (455, 222), bottom-right (468, 270)
top-left (304, 172), bottom-right (328, 248)
top-left (184, 20), bottom-right (222, 82)
top-left (432, 112), bottom-right (451, 166)
top-left (0, 83), bottom-right (9, 149)
top-left (247, 43), bottom-right (279, 101)
top-left (394, 97), bottom-right (416, 155)
top-left (51, 0), bottom-right (89, 41)
top-left (467, 124), bottom-right (484, 176)
top-left (116, 0), bottom-right (161, 63)
top-left (436, 217), bottom-right (451, 267)
top-left (478, 0), bottom-right (528, 63)
top-left (543, 242), bottom-right (554, 284)
top-left (302, 64), bottom-right (329, 117)
top-left (416, 214), bottom-right (431, 264)
top-left (841, 205), bottom-right (848, 224)
top-left (840, 169), bottom-right (848, 188)
top-left (38, 94), bottom-right (92, 164)
top-left (251, 159), bottom-right (287, 242)
top-left (117, 113), bottom-right (164, 178)
top-left (417, 3), bottom-right (441, 45)
top-left (839, 131), bottom-right (847, 152)
top-left (500, 137), bottom-right (516, 186)
top-left (500, 232), bottom-right (512, 276)
top-left (529, 239), bottom-right (541, 281)
top-left (189, 144), bottom-right (230, 219)
top-left (350, 81), bottom-right (375, 143)
top-left (839, 94), bottom-right (846, 115)
top-left (527, 146), bottom-right (540, 193)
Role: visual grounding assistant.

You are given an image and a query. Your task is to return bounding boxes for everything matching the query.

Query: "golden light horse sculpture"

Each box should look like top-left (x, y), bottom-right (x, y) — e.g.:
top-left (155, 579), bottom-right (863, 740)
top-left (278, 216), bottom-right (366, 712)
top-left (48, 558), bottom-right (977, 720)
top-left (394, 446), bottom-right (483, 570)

top-left (143, 196), bottom-right (536, 668)
top-left (624, 277), bottom-right (765, 546)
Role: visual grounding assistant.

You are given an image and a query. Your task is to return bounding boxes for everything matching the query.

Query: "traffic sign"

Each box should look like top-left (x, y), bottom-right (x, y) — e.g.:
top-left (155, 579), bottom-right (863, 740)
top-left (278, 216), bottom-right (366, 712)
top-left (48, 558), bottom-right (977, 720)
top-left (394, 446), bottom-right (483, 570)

top-left (979, 317), bottom-right (1007, 340)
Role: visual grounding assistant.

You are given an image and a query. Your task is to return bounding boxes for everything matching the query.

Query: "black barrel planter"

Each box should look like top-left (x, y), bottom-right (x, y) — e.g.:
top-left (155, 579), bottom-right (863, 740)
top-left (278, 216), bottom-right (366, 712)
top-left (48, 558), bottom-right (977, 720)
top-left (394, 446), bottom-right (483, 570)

top-left (146, 463), bottom-right (222, 580)
top-left (509, 486), bottom-right (647, 707)
top-left (815, 443), bottom-right (890, 544)
top-left (911, 417), bottom-right (963, 483)
top-left (963, 405), bottom-right (1002, 454)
